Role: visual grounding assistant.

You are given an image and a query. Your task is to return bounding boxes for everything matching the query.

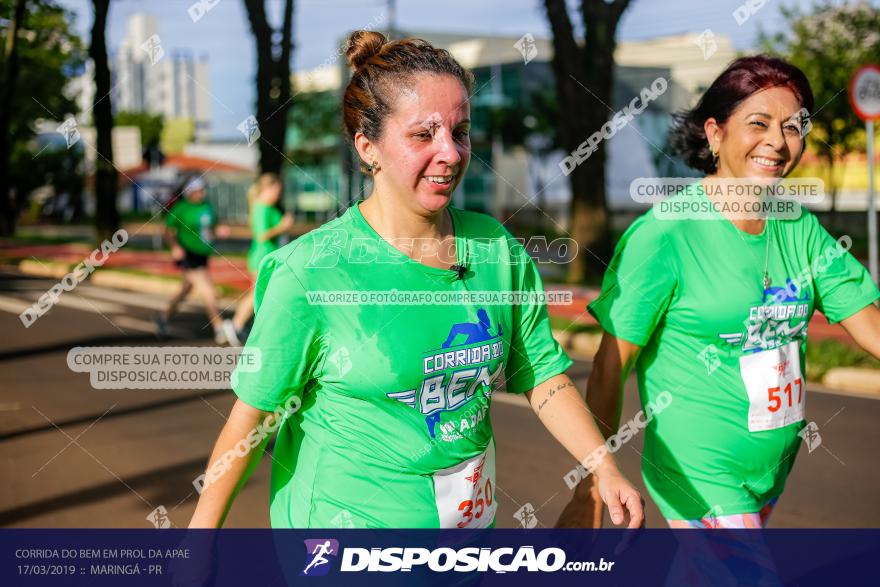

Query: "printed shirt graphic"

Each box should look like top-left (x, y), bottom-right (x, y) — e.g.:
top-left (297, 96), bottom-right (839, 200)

top-left (388, 307), bottom-right (505, 442)
top-left (247, 201), bottom-right (283, 272)
top-left (588, 184), bottom-right (879, 520)
top-left (164, 199), bottom-right (216, 256)
top-left (232, 202), bottom-right (572, 528)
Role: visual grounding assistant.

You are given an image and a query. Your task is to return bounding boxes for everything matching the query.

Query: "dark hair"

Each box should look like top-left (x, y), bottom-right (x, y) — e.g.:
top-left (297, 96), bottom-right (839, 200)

top-left (668, 55), bottom-right (814, 174)
top-left (342, 30), bottom-right (474, 167)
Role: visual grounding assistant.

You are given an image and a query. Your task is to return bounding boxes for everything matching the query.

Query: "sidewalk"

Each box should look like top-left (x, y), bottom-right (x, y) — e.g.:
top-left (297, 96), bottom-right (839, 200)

top-left (0, 241), bottom-right (859, 346)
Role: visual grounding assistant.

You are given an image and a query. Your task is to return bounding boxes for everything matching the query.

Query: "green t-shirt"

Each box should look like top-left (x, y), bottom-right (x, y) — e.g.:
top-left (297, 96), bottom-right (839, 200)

top-left (165, 199), bottom-right (216, 256)
top-left (233, 202), bottom-right (572, 528)
top-left (589, 184), bottom-right (879, 520)
top-left (247, 202), bottom-right (283, 272)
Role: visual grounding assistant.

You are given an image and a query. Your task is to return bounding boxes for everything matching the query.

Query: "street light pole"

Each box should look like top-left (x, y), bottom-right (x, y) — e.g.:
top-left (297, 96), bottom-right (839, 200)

top-left (867, 119), bottom-right (878, 284)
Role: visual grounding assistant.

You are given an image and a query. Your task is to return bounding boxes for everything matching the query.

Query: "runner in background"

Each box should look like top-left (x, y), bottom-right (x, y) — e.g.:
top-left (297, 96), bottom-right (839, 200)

top-left (222, 173), bottom-right (293, 346)
top-left (153, 176), bottom-right (232, 345)
top-left (557, 55), bottom-right (880, 530)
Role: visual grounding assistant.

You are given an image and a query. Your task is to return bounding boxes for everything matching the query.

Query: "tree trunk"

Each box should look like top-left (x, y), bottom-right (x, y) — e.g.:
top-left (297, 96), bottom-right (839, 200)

top-left (0, 0), bottom-right (28, 236)
top-left (90, 0), bottom-right (119, 241)
top-left (544, 0), bottom-right (629, 283)
top-left (243, 0), bottom-right (294, 179)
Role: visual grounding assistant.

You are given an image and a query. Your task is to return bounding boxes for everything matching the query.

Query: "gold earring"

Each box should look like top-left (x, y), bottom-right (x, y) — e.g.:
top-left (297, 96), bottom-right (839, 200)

top-left (367, 161), bottom-right (379, 173)
top-left (710, 147), bottom-right (719, 166)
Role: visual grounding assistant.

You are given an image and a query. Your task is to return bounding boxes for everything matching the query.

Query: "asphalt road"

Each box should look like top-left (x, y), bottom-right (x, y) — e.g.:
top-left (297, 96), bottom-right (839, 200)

top-left (0, 270), bottom-right (877, 529)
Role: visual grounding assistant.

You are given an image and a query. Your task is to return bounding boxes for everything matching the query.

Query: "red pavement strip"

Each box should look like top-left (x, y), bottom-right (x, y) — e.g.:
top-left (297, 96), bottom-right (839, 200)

top-left (1, 243), bottom-right (857, 346)
top-left (0, 242), bottom-right (253, 291)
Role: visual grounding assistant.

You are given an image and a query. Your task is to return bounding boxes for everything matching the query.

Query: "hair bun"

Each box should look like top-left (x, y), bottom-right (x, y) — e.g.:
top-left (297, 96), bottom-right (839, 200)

top-left (345, 30), bottom-right (387, 71)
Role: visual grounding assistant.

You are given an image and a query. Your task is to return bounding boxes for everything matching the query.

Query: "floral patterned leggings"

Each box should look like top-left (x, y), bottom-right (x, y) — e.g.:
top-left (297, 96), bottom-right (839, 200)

top-left (666, 496), bottom-right (779, 529)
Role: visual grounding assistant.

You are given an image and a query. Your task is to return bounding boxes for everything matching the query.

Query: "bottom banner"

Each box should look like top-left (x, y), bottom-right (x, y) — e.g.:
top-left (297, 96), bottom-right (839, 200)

top-left (1, 529), bottom-right (877, 586)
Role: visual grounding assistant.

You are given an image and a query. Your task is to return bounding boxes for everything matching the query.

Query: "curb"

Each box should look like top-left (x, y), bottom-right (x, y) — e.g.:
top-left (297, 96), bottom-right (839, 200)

top-left (552, 329), bottom-right (601, 359)
top-left (822, 367), bottom-right (880, 397)
top-left (552, 329), bottom-right (880, 399)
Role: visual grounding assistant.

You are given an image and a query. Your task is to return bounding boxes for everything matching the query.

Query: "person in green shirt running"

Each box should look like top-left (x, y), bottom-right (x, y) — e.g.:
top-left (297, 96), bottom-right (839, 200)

top-left (223, 173), bottom-right (293, 346)
top-left (187, 30), bottom-right (644, 530)
top-left (154, 176), bottom-right (232, 345)
top-left (558, 55), bottom-right (880, 529)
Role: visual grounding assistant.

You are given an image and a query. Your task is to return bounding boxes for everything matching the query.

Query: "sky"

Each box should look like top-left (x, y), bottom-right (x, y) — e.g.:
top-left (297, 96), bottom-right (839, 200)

top-left (56, 0), bottom-right (863, 139)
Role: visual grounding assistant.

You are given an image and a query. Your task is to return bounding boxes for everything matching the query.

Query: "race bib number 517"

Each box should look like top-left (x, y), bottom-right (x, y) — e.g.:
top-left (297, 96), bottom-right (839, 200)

top-left (739, 341), bottom-right (805, 432)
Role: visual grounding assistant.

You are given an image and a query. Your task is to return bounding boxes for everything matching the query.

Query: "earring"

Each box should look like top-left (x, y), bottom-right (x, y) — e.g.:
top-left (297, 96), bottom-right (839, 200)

top-left (367, 161), bottom-right (379, 173)
top-left (710, 147), bottom-right (719, 167)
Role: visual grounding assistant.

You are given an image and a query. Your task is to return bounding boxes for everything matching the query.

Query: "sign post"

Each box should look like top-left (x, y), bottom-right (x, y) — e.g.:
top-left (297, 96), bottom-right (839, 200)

top-left (849, 65), bottom-right (880, 285)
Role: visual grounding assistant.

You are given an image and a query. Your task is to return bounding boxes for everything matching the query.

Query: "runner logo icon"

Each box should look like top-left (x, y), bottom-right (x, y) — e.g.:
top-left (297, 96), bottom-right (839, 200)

top-left (301, 539), bottom-right (339, 577)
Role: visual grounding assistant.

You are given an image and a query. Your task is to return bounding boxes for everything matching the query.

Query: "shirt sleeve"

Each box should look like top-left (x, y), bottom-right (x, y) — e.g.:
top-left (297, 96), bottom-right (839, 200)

top-left (252, 205), bottom-right (272, 241)
top-left (588, 213), bottom-right (678, 347)
top-left (232, 251), bottom-right (325, 411)
top-left (504, 235), bottom-right (573, 394)
top-left (807, 214), bottom-right (880, 324)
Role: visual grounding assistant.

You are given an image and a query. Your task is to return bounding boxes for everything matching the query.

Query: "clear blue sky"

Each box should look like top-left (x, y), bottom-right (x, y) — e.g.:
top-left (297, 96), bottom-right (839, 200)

top-left (58, 0), bottom-right (863, 139)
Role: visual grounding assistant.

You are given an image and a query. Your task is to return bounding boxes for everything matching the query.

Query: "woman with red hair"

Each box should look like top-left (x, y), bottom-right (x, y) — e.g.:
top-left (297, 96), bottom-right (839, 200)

top-left (563, 55), bottom-right (880, 529)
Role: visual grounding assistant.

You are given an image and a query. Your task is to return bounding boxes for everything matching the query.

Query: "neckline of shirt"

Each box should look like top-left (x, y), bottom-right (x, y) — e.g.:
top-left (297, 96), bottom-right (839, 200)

top-left (349, 200), bottom-right (466, 280)
top-left (693, 180), bottom-right (773, 243)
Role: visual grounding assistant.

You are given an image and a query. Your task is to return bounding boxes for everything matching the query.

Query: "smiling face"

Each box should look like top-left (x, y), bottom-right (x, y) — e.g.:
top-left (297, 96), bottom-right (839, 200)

top-left (705, 86), bottom-right (806, 180)
top-left (354, 73), bottom-right (471, 215)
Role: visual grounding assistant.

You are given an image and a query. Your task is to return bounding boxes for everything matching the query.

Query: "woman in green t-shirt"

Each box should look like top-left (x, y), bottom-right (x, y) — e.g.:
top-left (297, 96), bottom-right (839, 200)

top-left (154, 177), bottom-right (232, 345)
top-left (223, 173), bottom-right (293, 346)
top-left (186, 31), bottom-right (644, 530)
top-left (559, 55), bottom-right (880, 529)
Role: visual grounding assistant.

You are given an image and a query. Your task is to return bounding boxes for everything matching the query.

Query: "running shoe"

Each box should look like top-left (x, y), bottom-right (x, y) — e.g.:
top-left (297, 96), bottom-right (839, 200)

top-left (221, 319), bottom-right (242, 346)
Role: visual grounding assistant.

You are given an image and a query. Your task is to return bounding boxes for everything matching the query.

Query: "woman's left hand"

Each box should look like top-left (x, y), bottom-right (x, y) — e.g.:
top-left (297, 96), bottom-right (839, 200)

top-left (595, 467), bottom-right (645, 528)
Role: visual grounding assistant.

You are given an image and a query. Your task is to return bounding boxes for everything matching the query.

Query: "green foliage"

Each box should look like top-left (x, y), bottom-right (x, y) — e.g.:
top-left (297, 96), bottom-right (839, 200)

top-left (287, 89), bottom-right (341, 165)
top-left (116, 111), bottom-right (164, 147)
top-left (761, 2), bottom-right (880, 165)
top-left (10, 139), bottom-right (82, 205)
top-left (805, 337), bottom-right (880, 380)
top-left (0, 0), bottom-right (84, 142)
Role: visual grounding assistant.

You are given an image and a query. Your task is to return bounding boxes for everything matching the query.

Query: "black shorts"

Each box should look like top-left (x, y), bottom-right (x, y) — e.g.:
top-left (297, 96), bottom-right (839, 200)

top-left (175, 250), bottom-right (209, 270)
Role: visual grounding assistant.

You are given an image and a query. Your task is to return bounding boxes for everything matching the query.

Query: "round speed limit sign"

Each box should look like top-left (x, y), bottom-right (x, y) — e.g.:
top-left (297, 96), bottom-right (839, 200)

top-left (849, 65), bottom-right (880, 121)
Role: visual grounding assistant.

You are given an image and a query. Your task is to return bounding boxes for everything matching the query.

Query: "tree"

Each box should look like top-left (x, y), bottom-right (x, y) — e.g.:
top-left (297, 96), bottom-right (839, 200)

top-left (0, 0), bottom-right (26, 235)
top-left (761, 2), bottom-right (880, 224)
top-left (287, 89), bottom-right (339, 166)
top-left (89, 0), bottom-right (118, 240)
top-left (543, 0), bottom-right (632, 283)
top-left (242, 0), bottom-right (294, 176)
top-left (0, 0), bottom-right (83, 234)
top-left (116, 111), bottom-right (163, 150)
top-left (481, 81), bottom-right (561, 231)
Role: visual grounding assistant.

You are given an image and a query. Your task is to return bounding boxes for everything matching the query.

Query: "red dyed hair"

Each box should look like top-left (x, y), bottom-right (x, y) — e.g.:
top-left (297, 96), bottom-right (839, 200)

top-left (669, 55), bottom-right (814, 173)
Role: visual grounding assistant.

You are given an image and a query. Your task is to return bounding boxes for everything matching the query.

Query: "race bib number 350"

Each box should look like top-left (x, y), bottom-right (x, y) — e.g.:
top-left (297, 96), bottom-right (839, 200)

top-left (739, 341), bottom-right (805, 432)
top-left (433, 443), bottom-right (496, 529)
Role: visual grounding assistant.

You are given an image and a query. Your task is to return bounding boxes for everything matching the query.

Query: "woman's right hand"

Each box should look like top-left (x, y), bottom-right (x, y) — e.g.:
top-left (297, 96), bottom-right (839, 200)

top-left (595, 465), bottom-right (645, 528)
